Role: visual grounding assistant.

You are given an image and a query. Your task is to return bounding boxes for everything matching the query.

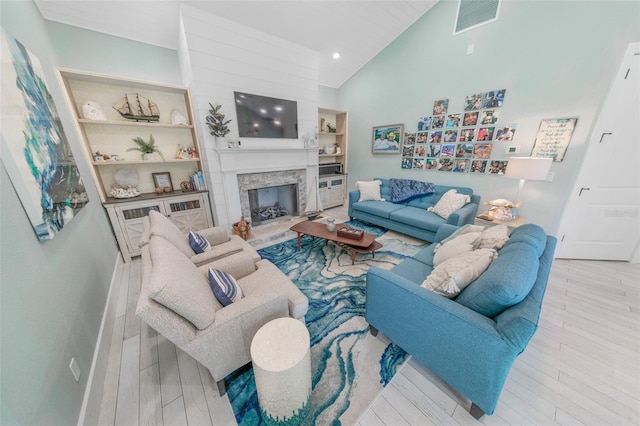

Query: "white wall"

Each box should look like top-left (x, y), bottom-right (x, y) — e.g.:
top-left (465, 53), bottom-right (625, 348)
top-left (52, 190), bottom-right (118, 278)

top-left (178, 4), bottom-right (319, 228)
top-left (337, 0), bottom-right (640, 234)
top-left (1, 3), bottom-right (119, 425)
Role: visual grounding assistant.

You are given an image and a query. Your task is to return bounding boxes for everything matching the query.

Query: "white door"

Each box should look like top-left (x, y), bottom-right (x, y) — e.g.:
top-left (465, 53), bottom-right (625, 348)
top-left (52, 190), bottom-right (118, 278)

top-left (556, 42), bottom-right (640, 262)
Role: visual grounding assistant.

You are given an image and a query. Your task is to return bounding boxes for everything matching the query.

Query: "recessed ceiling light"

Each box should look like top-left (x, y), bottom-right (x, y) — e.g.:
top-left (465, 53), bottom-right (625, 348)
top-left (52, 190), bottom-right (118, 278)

top-left (332, 52), bottom-right (340, 60)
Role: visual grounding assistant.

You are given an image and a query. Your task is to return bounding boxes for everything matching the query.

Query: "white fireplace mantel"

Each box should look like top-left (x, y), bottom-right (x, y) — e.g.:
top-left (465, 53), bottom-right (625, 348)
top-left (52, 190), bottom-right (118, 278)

top-left (216, 147), bottom-right (319, 174)
top-left (212, 147), bottom-right (319, 227)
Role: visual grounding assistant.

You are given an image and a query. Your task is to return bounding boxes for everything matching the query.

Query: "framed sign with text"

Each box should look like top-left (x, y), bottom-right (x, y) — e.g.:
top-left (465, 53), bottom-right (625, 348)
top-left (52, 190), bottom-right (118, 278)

top-left (531, 117), bottom-right (578, 162)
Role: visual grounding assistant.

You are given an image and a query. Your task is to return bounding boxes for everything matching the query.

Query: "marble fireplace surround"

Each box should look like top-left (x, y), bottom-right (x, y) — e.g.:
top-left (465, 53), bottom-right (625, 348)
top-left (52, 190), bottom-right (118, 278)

top-left (216, 147), bottom-right (319, 228)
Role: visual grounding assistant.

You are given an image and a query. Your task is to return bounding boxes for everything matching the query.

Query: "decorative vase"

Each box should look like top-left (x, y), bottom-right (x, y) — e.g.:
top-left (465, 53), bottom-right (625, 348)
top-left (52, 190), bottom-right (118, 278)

top-left (326, 218), bottom-right (336, 232)
top-left (144, 153), bottom-right (156, 161)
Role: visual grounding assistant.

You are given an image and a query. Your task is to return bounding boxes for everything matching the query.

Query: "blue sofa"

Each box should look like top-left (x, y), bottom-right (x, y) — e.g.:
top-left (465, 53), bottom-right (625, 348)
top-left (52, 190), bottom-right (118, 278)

top-left (348, 178), bottom-right (480, 242)
top-left (366, 223), bottom-right (557, 418)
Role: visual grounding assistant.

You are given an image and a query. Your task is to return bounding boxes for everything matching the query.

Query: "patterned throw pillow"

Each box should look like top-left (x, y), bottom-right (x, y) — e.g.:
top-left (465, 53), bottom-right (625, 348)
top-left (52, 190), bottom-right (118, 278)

top-left (208, 268), bottom-right (243, 306)
top-left (356, 180), bottom-right (385, 202)
top-left (427, 189), bottom-right (470, 219)
top-left (433, 232), bottom-right (482, 265)
top-left (422, 248), bottom-right (498, 298)
top-left (476, 225), bottom-right (510, 250)
top-left (189, 231), bottom-right (210, 254)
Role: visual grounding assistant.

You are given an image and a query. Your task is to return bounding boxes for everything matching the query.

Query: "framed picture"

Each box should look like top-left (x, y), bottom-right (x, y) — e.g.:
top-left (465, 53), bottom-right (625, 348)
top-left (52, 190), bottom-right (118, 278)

top-left (531, 117), bottom-right (577, 162)
top-left (1, 30), bottom-right (89, 241)
top-left (372, 124), bottom-right (403, 154)
top-left (152, 172), bottom-right (173, 189)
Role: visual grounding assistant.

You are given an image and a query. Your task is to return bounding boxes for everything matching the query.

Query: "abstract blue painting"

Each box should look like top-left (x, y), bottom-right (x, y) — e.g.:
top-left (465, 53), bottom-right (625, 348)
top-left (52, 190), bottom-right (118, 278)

top-left (1, 28), bottom-right (88, 241)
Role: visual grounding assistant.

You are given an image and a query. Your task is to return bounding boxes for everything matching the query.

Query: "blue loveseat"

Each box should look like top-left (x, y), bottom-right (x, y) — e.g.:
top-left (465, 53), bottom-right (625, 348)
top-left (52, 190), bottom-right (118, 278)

top-left (348, 178), bottom-right (480, 242)
top-left (366, 223), bottom-right (557, 418)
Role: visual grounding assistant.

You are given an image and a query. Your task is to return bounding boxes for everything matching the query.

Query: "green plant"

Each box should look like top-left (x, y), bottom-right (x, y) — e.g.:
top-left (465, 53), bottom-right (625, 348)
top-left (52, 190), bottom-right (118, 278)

top-left (206, 103), bottom-right (232, 137)
top-left (127, 134), bottom-right (164, 160)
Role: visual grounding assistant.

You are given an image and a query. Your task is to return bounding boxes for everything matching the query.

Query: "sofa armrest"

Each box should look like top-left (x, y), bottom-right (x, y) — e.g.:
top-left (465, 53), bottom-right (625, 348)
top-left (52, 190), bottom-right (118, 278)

top-left (348, 190), bottom-right (360, 217)
top-left (366, 267), bottom-right (500, 341)
top-left (446, 202), bottom-right (479, 226)
top-left (138, 217), bottom-right (151, 248)
top-left (434, 223), bottom-right (460, 243)
top-left (186, 290), bottom-right (289, 380)
top-left (229, 235), bottom-right (261, 263)
top-left (197, 251), bottom-right (257, 279)
top-left (190, 240), bottom-right (244, 267)
top-left (196, 226), bottom-right (230, 246)
top-left (366, 266), bottom-right (518, 415)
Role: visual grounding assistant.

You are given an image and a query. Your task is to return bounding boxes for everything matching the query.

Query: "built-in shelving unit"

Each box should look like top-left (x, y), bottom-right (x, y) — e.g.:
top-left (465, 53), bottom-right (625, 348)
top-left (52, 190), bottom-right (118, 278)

top-left (57, 68), bottom-right (213, 261)
top-left (318, 108), bottom-right (348, 208)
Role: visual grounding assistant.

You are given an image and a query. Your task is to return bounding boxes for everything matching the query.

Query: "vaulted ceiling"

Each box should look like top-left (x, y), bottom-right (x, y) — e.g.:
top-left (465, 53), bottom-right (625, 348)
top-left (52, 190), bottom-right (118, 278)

top-left (34, 0), bottom-right (439, 88)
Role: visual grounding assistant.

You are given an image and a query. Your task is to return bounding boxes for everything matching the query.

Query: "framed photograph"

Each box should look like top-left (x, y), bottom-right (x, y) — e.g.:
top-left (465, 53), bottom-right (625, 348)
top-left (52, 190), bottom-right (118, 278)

top-left (483, 89), bottom-right (506, 108)
top-left (152, 172), bottom-right (173, 189)
top-left (464, 93), bottom-right (483, 111)
top-left (495, 124), bottom-right (517, 141)
top-left (433, 99), bottom-right (449, 115)
top-left (471, 160), bottom-right (488, 173)
top-left (372, 124), bottom-right (403, 154)
top-left (417, 117), bottom-right (432, 131)
top-left (463, 111), bottom-right (479, 126)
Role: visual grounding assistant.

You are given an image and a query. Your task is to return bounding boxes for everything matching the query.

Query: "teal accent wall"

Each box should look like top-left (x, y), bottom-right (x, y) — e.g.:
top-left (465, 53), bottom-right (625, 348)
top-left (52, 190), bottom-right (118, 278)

top-left (319, 85), bottom-right (339, 110)
top-left (338, 0), bottom-right (640, 233)
top-left (0, 2), bottom-right (179, 424)
top-left (45, 20), bottom-right (181, 83)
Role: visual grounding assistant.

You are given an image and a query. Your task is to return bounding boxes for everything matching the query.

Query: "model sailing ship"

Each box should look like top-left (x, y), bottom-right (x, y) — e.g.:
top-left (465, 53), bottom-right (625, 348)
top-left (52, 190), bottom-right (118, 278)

top-left (113, 93), bottom-right (160, 122)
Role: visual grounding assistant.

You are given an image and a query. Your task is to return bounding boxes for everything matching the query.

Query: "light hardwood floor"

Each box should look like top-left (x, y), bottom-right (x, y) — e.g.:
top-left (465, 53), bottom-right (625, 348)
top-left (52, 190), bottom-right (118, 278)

top-left (97, 210), bottom-right (640, 425)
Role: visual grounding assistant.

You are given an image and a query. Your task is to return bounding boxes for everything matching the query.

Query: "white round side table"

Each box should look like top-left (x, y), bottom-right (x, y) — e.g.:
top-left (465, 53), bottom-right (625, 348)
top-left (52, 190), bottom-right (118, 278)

top-left (250, 317), bottom-right (311, 425)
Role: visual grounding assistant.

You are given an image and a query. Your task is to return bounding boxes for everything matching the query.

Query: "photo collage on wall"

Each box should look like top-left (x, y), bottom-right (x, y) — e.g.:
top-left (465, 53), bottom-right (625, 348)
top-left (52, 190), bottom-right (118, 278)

top-left (401, 89), bottom-right (515, 174)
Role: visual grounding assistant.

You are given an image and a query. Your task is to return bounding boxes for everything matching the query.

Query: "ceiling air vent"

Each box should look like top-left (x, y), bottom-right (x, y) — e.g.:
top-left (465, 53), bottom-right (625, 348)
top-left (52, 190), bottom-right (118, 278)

top-left (454, 0), bottom-right (501, 35)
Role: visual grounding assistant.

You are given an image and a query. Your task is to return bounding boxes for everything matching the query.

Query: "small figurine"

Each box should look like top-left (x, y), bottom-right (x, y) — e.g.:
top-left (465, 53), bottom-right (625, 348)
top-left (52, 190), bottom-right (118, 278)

top-left (327, 123), bottom-right (337, 133)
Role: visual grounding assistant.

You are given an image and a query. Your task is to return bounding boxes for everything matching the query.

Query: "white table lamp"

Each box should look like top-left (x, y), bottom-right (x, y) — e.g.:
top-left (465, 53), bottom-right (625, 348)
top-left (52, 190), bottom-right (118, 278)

top-left (504, 157), bottom-right (553, 215)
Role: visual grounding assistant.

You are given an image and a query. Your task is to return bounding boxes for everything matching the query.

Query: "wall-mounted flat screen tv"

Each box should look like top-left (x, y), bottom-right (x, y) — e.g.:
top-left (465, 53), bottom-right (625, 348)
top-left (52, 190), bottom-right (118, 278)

top-left (234, 91), bottom-right (298, 139)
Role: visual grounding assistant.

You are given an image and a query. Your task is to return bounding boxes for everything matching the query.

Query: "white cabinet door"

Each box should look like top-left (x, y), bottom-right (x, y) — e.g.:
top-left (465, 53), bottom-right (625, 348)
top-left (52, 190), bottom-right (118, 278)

top-left (319, 176), bottom-right (345, 209)
top-left (106, 192), bottom-right (213, 262)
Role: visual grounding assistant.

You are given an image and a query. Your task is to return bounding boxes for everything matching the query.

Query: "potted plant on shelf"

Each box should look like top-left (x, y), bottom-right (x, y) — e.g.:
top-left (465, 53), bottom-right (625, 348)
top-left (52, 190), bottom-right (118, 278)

top-left (127, 134), bottom-right (164, 161)
top-left (206, 103), bottom-right (232, 147)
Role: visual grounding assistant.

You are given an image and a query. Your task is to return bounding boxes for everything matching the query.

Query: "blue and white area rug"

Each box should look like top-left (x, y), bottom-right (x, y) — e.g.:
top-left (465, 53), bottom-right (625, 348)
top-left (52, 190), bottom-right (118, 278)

top-left (225, 221), bottom-right (427, 425)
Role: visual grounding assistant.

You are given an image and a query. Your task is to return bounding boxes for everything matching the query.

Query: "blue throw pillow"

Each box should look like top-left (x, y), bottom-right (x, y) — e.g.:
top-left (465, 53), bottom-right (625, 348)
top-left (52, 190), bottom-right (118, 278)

top-left (208, 268), bottom-right (243, 306)
top-left (189, 231), bottom-right (210, 254)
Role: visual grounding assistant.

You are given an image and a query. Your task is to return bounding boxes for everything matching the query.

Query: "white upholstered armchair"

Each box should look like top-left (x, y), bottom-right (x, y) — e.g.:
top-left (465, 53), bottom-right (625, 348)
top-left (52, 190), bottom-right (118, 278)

top-left (139, 210), bottom-right (260, 266)
top-left (136, 234), bottom-right (308, 395)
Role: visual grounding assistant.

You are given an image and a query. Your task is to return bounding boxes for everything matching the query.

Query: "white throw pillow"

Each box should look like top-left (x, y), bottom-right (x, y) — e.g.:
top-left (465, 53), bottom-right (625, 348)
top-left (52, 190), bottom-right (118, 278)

top-left (433, 232), bottom-right (482, 266)
top-left (434, 224), bottom-right (485, 251)
top-left (427, 189), bottom-right (470, 219)
top-left (477, 225), bottom-right (510, 250)
top-left (422, 248), bottom-right (498, 298)
top-left (356, 180), bottom-right (385, 202)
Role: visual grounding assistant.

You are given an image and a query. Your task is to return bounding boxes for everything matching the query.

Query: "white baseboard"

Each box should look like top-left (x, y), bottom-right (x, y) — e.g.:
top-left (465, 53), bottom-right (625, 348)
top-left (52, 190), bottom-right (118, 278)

top-left (77, 253), bottom-right (124, 426)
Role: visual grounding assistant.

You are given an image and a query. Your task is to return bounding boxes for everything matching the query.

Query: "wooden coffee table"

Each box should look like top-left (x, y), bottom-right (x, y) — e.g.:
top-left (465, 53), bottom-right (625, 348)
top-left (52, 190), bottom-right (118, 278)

top-left (290, 221), bottom-right (382, 265)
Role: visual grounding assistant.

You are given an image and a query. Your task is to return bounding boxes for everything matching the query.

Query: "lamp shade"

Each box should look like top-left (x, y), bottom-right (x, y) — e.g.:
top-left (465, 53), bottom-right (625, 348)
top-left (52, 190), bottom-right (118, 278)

top-left (505, 157), bottom-right (552, 181)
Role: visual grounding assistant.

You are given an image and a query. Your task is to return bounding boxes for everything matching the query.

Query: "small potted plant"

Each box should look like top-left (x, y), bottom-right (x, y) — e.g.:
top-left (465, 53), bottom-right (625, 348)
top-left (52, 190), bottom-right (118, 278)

top-left (127, 134), bottom-right (164, 161)
top-left (206, 103), bottom-right (232, 139)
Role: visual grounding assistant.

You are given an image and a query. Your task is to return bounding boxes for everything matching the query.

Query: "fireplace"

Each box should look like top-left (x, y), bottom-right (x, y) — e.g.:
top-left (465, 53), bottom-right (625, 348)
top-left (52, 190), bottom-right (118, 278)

top-left (237, 169), bottom-right (306, 227)
top-left (248, 184), bottom-right (299, 225)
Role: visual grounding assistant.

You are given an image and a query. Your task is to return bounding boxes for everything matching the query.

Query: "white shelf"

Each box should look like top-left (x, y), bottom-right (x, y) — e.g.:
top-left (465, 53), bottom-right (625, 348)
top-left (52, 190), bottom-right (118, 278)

top-left (93, 158), bottom-right (200, 166)
top-left (58, 68), bottom-right (213, 263)
top-left (78, 118), bottom-right (194, 129)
